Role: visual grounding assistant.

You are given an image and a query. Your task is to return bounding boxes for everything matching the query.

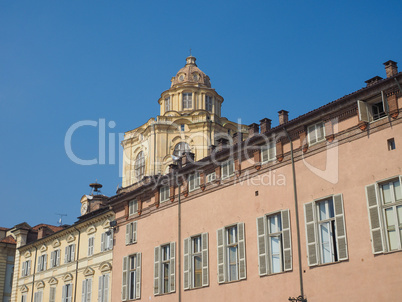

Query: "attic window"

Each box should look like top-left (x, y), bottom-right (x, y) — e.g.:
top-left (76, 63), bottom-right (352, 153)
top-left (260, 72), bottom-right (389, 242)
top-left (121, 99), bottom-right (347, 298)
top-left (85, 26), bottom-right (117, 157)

top-left (358, 95), bottom-right (388, 123)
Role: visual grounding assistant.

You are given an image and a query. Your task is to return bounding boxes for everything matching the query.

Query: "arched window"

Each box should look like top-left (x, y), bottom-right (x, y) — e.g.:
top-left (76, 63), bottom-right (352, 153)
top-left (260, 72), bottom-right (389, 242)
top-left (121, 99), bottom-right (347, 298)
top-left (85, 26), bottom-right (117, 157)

top-left (134, 151), bottom-right (145, 180)
top-left (173, 142), bottom-right (190, 157)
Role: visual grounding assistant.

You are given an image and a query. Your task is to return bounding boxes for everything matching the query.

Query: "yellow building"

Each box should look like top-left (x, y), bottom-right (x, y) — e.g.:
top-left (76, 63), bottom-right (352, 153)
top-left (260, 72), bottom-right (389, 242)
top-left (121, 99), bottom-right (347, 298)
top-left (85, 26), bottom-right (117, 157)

top-left (0, 228), bottom-right (16, 302)
top-left (121, 56), bottom-right (248, 187)
top-left (11, 193), bottom-right (114, 302)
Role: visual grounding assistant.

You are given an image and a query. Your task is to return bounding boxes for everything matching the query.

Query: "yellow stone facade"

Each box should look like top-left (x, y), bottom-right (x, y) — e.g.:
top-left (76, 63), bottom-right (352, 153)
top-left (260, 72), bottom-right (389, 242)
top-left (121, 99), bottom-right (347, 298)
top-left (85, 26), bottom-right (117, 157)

top-left (11, 208), bottom-right (114, 302)
top-left (122, 56), bottom-right (248, 187)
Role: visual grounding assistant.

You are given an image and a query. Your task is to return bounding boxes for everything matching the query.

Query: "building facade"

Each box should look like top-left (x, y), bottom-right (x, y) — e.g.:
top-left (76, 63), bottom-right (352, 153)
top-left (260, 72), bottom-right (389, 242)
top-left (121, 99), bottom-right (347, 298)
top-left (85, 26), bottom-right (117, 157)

top-left (109, 59), bottom-right (402, 301)
top-left (11, 193), bottom-right (115, 302)
top-left (0, 228), bottom-right (16, 302)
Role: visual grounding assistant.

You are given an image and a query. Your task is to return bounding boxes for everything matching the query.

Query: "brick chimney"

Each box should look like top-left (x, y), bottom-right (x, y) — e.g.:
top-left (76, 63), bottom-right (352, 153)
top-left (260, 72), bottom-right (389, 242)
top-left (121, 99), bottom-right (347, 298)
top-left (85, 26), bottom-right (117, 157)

top-left (181, 152), bottom-right (195, 166)
top-left (248, 123), bottom-right (259, 137)
top-left (233, 132), bottom-right (243, 145)
top-left (384, 60), bottom-right (398, 78)
top-left (365, 76), bottom-right (383, 87)
top-left (217, 138), bottom-right (229, 151)
top-left (260, 118), bottom-right (272, 133)
top-left (278, 110), bottom-right (289, 125)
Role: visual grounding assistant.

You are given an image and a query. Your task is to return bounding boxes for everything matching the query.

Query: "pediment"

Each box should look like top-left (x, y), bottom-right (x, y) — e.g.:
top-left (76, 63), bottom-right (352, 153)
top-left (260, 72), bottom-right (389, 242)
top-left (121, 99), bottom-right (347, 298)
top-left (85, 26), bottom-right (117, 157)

top-left (40, 244), bottom-right (47, 252)
top-left (99, 262), bottom-right (112, 273)
top-left (62, 273), bottom-right (73, 283)
top-left (66, 234), bottom-right (75, 243)
top-left (20, 285), bottom-right (29, 293)
top-left (102, 220), bottom-right (111, 229)
top-left (83, 267), bottom-right (95, 276)
top-left (52, 239), bottom-right (61, 248)
top-left (24, 251), bottom-right (31, 258)
top-left (87, 226), bottom-right (96, 235)
top-left (36, 281), bottom-right (45, 289)
top-left (48, 277), bottom-right (58, 285)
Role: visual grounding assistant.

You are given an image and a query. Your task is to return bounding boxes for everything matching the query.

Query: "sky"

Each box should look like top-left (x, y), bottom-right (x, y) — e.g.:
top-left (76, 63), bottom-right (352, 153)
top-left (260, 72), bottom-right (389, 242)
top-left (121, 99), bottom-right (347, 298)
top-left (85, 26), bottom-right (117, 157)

top-left (1, 0), bottom-right (401, 227)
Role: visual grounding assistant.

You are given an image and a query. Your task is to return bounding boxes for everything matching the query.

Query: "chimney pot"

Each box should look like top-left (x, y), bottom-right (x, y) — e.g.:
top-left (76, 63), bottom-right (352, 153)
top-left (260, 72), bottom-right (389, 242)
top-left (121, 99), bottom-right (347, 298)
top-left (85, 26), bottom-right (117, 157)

top-left (278, 110), bottom-right (289, 125)
top-left (260, 118), bottom-right (272, 133)
top-left (248, 123), bottom-right (259, 137)
top-left (383, 60), bottom-right (398, 78)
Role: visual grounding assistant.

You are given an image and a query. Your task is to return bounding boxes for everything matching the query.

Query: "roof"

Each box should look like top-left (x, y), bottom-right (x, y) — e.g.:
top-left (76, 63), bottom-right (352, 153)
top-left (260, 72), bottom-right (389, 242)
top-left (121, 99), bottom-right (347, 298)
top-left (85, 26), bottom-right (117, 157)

top-left (0, 235), bottom-right (16, 244)
top-left (0, 227), bottom-right (9, 231)
top-left (32, 224), bottom-right (64, 233)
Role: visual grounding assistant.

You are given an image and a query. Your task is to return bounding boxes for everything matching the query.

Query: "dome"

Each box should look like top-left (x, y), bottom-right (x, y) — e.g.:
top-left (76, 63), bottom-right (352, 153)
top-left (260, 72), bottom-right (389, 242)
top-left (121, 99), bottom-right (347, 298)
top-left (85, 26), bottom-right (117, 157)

top-left (171, 56), bottom-right (211, 88)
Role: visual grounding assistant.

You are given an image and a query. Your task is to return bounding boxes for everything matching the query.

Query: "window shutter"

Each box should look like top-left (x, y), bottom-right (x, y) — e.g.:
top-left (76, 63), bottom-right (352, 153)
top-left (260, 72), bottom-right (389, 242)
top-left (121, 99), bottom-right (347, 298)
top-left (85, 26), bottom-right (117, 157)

top-left (101, 233), bottom-right (105, 252)
top-left (44, 255), bottom-right (47, 270)
top-left (135, 253), bottom-right (141, 299)
top-left (104, 275), bottom-right (109, 302)
top-left (333, 194), bottom-right (348, 260)
top-left (108, 230), bottom-right (113, 250)
top-left (27, 260), bottom-right (31, 276)
top-left (256, 216), bottom-right (268, 276)
top-left (67, 285), bottom-right (72, 302)
top-left (281, 209), bottom-right (293, 271)
top-left (216, 228), bottom-right (225, 283)
top-left (153, 246), bottom-right (160, 295)
top-left (21, 261), bottom-right (25, 276)
top-left (81, 280), bottom-right (86, 302)
top-left (62, 285), bottom-right (66, 302)
top-left (125, 225), bottom-right (130, 245)
top-left (381, 90), bottom-right (389, 114)
top-left (183, 238), bottom-right (190, 290)
top-left (50, 252), bottom-right (54, 268)
top-left (88, 239), bottom-right (91, 256)
top-left (98, 277), bottom-right (102, 302)
top-left (49, 287), bottom-right (56, 302)
top-left (304, 202), bottom-right (318, 266)
top-left (87, 279), bottom-right (92, 302)
top-left (358, 100), bottom-right (369, 122)
top-left (56, 250), bottom-right (60, 266)
top-left (365, 184), bottom-right (384, 254)
top-left (71, 245), bottom-right (75, 261)
top-left (169, 242), bottom-right (176, 293)
top-left (133, 222), bottom-right (137, 243)
top-left (201, 232), bottom-right (209, 287)
top-left (237, 222), bottom-right (246, 280)
top-left (269, 143), bottom-right (275, 160)
top-left (121, 257), bottom-right (128, 301)
top-left (37, 256), bottom-right (41, 271)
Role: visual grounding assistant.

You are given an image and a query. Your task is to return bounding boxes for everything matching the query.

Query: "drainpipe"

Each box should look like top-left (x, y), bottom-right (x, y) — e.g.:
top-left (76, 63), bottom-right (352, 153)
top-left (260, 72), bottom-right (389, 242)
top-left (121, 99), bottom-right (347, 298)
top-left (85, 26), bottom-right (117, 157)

top-left (72, 227), bottom-right (81, 302)
top-left (283, 127), bottom-right (305, 300)
top-left (178, 178), bottom-right (182, 302)
top-left (153, 123), bottom-right (156, 175)
top-left (30, 246), bottom-right (38, 302)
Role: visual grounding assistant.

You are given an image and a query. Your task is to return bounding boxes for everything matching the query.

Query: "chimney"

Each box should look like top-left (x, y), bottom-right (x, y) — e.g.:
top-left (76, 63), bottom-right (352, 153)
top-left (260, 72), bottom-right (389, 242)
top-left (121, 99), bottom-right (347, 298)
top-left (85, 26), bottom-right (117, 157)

top-left (278, 110), bottom-right (289, 125)
top-left (384, 60), bottom-right (398, 78)
top-left (248, 123), bottom-right (259, 137)
top-left (365, 76), bottom-right (383, 87)
top-left (233, 132), bottom-right (243, 145)
top-left (217, 138), bottom-right (229, 151)
top-left (208, 145), bottom-right (216, 156)
top-left (181, 152), bottom-right (195, 166)
top-left (260, 118), bottom-right (272, 133)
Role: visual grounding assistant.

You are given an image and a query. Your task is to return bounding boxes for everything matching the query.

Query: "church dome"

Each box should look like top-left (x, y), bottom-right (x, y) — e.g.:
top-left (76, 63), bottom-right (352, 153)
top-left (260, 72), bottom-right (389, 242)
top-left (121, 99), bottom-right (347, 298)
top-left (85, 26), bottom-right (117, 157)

top-left (171, 56), bottom-right (211, 88)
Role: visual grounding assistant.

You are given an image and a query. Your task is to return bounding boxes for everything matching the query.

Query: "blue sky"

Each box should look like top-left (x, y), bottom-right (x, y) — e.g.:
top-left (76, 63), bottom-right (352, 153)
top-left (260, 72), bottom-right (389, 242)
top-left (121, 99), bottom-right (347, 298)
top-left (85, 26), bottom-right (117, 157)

top-left (1, 0), bottom-right (401, 227)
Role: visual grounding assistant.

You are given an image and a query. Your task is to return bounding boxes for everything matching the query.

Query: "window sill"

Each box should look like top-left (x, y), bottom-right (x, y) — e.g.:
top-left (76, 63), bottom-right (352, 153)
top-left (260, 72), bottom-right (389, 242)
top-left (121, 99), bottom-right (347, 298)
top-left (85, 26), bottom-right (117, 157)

top-left (309, 259), bottom-right (348, 268)
top-left (308, 139), bottom-right (326, 147)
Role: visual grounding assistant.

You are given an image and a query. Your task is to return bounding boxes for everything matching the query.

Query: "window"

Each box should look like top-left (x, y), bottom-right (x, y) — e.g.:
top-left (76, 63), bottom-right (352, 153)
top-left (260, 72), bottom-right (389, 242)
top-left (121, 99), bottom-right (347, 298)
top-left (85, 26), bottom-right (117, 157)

top-left (165, 97), bottom-right (170, 112)
top-left (81, 279), bottom-right (92, 302)
top-left (189, 172), bottom-right (200, 192)
top-left (62, 284), bottom-right (72, 302)
top-left (182, 93), bottom-right (192, 109)
top-left (184, 233), bottom-right (208, 290)
top-left (358, 98), bottom-right (388, 122)
top-left (205, 96), bottom-right (212, 111)
top-left (134, 152), bottom-right (145, 181)
top-left (388, 138), bottom-right (396, 150)
top-left (206, 172), bottom-right (216, 183)
top-left (160, 186), bottom-right (170, 203)
top-left (122, 253), bottom-right (142, 301)
top-left (101, 231), bottom-right (113, 252)
top-left (125, 221), bottom-right (137, 245)
top-left (153, 242), bottom-right (175, 295)
top-left (37, 254), bottom-right (47, 272)
top-left (21, 294), bottom-right (27, 302)
top-left (64, 244), bottom-right (75, 263)
top-left (304, 194), bottom-right (348, 266)
top-left (50, 249), bottom-right (60, 268)
top-left (88, 237), bottom-right (94, 256)
top-left (173, 142), bottom-right (190, 157)
top-left (49, 287), bottom-right (56, 302)
top-left (34, 291), bottom-right (43, 302)
top-left (216, 223), bottom-right (246, 283)
top-left (307, 122), bottom-right (325, 145)
top-left (261, 141), bottom-right (276, 163)
top-left (221, 159), bottom-right (234, 179)
top-left (98, 274), bottom-right (109, 302)
top-left (180, 124), bottom-right (185, 132)
top-left (21, 260), bottom-right (31, 277)
top-left (366, 177), bottom-right (402, 253)
top-left (256, 210), bottom-right (292, 276)
top-left (129, 199), bottom-right (138, 216)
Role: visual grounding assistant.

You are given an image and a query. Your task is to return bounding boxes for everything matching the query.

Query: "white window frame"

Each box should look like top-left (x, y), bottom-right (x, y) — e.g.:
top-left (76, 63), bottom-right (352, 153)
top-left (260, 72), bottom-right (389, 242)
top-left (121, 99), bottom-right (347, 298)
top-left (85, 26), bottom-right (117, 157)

top-left (34, 291), bottom-right (43, 302)
top-left (153, 242), bottom-right (175, 295)
top-left (221, 159), bottom-right (234, 180)
top-left (165, 97), bottom-right (170, 112)
top-left (160, 186), bottom-right (170, 203)
top-left (206, 172), bottom-right (216, 183)
top-left (81, 278), bottom-right (92, 302)
top-left (21, 294), bottom-right (27, 302)
top-left (50, 249), bottom-right (60, 268)
top-left (62, 284), bottom-right (72, 302)
top-left (304, 194), bottom-right (348, 266)
top-left (134, 152), bottom-right (145, 181)
top-left (182, 93), bottom-right (192, 110)
top-left (98, 274), bottom-right (109, 302)
top-left (307, 122), bottom-right (325, 145)
top-left (125, 221), bottom-right (137, 245)
top-left (183, 233), bottom-right (209, 290)
top-left (261, 141), bottom-right (276, 163)
top-left (205, 95), bottom-right (213, 111)
top-left (122, 253), bottom-right (142, 301)
top-left (88, 237), bottom-right (94, 257)
top-left (21, 260), bottom-right (31, 277)
top-left (189, 172), bottom-right (200, 192)
top-left (65, 244), bottom-right (75, 263)
top-left (366, 176), bottom-right (402, 254)
top-left (37, 254), bottom-right (47, 272)
top-left (101, 231), bottom-right (113, 252)
top-left (129, 199), bottom-right (138, 216)
top-left (49, 287), bottom-right (56, 302)
top-left (357, 95), bottom-right (388, 123)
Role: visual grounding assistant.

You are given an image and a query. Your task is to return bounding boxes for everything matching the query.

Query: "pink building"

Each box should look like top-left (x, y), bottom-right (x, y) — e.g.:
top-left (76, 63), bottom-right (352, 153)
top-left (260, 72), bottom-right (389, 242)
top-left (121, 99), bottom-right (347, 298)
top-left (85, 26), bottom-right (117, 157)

top-left (109, 59), bottom-right (402, 301)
